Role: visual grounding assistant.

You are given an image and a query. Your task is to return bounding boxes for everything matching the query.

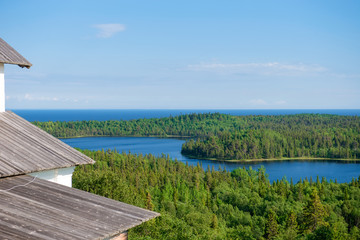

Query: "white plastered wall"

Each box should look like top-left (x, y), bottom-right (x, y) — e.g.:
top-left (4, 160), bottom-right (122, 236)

top-left (0, 63), bottom-right (4, 112)
top-left (28, 166), bottom-right (75, 188)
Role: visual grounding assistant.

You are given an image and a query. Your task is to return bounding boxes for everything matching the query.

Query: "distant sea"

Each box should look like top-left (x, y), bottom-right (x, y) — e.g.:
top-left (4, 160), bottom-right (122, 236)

top-left (11, 109), bottom-right (360, 122)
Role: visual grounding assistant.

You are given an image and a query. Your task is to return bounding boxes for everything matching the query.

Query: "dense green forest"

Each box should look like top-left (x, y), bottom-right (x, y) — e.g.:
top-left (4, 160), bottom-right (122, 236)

top-left (180, 114), bottom-right (360, 160)
top-left (74, 150), bottom-right (360, 239)
top-left (181, 127), bottom-right (360, 160)
top-left (34, 113), bottom-right (237, 138)
top-left (34, 113), bottom-right (360, 160)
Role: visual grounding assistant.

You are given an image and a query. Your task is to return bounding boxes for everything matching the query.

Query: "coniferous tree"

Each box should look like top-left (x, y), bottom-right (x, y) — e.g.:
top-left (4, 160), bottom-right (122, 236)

top-left (287, 210), bottom-right (298, 231)
top-left (302, 188), bottom-right (329, 232)
top-left (211, 214), bottom-right (218, 229)
top-left (266, 209), bottom-right (279, 239)
top-left (146, 191), bottom-right (154, 211)
top-left (72, 150), bottom-right (360, 240)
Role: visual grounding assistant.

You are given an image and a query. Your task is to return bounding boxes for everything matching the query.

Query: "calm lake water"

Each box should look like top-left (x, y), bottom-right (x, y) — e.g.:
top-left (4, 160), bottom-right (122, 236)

top-left (13, 109), bottom-right (360, 183)
top-left (62, 136), bottom-right (360, 183)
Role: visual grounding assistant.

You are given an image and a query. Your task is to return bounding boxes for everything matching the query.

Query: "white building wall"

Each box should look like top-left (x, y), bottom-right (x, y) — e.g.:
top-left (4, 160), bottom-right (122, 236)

top-left (28, 167), bottom-right (75, 188)
top-left (0, 63), bottom-right (5, 112)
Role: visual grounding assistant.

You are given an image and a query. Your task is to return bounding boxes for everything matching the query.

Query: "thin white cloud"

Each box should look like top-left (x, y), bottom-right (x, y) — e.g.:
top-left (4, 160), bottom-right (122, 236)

top-left (187, 62), bottom-right (327, 76)
top-left (250, 99), bottom-right (268, 105)
top-left (23, 93), bottom-right (59, 101)
top-left (7, 94), bottom-right (75, 102)
top-left (93, 24), bottom-right (126, 38)
top-left (24, 93), bottom-right (33, 100)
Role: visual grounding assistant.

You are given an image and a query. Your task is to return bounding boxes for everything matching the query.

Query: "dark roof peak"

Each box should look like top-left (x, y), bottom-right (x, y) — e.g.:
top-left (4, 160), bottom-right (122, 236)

top-left (0, 38), bottom-right (32, 68)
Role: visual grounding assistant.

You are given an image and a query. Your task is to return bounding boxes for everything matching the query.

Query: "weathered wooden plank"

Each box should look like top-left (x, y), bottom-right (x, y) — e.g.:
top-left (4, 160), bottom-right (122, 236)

top-left (0, 111), bottom-right (94, 177)
top-left (0, 175), bottom-right (159, 240)
top-left (1, 112), bottom-right (93, 164)
top-left (0, 38), bottom-right (32, 68)
top-left (0, 211), bottom-right (84, 240)
top-left (4, 112), bottom-right (93, 161)
top-left (1, 176), bottom-right (157, 229)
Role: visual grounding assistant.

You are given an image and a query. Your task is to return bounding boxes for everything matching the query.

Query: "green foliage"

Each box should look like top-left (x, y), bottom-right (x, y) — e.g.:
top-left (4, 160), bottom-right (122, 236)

top-left (265, 209), bottom-right (279, 239)
top-left (73, 150), bottom-right (360, 239)
top-left (302, 188), bottom-right (329, 232)
top-left (33, 113), bottom-right (360, 160)
top-left (181, 114), bottom-right (360, 160)
top-left (286, 210), bottom-right (298, 231)
top-left (34, 113), bottom-right (235, 138)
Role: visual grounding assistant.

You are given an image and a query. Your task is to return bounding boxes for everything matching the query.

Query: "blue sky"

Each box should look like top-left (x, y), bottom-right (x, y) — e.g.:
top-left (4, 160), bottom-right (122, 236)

top-left (1, 1), bottom-right (359, 109)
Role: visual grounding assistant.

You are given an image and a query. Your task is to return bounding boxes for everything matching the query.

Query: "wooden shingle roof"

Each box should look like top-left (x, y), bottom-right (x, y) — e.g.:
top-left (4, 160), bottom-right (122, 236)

top-left (0, 38), bottom-right (32, 68)
top-left (0, 175), bottom-right (160, 239)
top-left (0, 111), bottom-right (95, 177)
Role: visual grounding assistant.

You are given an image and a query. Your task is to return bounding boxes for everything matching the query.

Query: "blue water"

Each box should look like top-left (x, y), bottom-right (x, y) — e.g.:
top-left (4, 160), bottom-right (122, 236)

top-left (62, 136), bottom-right (360, 183)
top-left (13, 109), bottom-right (360, 183)
top-left (12, 109), bottom-right (360, 122)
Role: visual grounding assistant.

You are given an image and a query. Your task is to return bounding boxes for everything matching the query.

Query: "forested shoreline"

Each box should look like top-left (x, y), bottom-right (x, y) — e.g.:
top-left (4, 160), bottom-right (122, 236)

top-left (181, 127), bottom-right (360, 161)
top-left (180, 114), bottom-right (360, 160)
top-left (74, 150), bottom-right (360, 239)
top-left (34, 113), bottom-right (360, 161)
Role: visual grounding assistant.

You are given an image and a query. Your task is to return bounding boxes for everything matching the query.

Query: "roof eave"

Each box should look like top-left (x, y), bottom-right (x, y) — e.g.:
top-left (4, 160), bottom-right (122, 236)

top-left (0, 38), bottom-right (32, 68)
top-left (0, 61), bottom-right (32, 68)
top-left (18, 64), bottom-right (32, 69)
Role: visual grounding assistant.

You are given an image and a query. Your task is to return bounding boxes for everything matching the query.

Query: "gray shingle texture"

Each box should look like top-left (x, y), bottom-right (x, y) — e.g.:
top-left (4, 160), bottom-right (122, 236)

top-left (0, 38), bottom-right (32, 68)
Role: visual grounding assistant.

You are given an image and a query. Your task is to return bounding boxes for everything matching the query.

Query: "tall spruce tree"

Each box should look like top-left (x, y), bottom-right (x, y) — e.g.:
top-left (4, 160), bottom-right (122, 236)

top-left (266, 209), bottom-right (279, 239)
top-left (302, 188), bottom-right (328, 232)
